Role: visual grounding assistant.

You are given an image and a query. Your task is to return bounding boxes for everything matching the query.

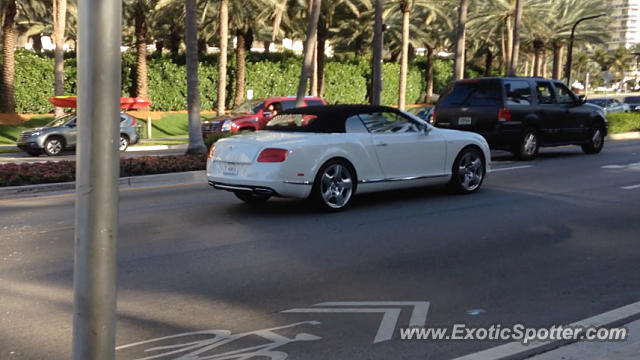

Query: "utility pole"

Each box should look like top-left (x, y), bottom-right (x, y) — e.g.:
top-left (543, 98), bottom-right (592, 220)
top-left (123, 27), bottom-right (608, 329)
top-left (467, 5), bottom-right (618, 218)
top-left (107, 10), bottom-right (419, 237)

top-left (371, 0), bottom-right (383, 105)
top-left (72, 0), bottom-right (121, 358)
top-left (565, 13), bottom-right (607, 85)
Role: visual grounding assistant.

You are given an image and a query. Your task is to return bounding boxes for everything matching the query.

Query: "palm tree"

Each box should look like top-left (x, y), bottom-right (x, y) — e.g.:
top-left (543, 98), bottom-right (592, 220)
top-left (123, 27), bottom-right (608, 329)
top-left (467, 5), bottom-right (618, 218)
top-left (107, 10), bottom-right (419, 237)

top-left (1, 0), bottom-right (17, 113)
top-left (217, 0), bottom-right (228, 115)
top-left (507, 0), bottom-right (522, 76)
top-left (453, 0), bottom-right (469, 80)
top-left (397, 0), bottom-right (414, 110)
top-left (295, 0), bottom-right (322, 107)
top-left (53, 0), bottom-right (67, 117)
top-left (185, 0), bottom-right (206, 154)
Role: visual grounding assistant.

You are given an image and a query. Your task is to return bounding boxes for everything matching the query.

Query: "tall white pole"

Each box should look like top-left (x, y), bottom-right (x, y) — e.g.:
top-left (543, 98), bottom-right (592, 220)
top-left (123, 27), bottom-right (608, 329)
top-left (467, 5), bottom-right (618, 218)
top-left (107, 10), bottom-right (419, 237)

top-left (72, 0), bottom-right (121, 358)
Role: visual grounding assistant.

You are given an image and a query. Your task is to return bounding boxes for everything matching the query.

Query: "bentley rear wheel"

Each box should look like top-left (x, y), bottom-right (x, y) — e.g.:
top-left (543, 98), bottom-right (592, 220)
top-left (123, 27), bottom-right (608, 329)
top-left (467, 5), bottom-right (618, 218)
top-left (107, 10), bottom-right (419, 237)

top-left (311, 159), bottom-right (356, 211)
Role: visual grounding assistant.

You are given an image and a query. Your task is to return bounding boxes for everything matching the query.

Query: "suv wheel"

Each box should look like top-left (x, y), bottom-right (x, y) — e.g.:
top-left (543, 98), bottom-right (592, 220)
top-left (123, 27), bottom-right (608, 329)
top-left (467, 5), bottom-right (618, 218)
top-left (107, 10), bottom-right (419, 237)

top-left (514, 128), bottom-right (539, 160)
top-left (119, 135), bottom-right (130, 151)
top-left (449, 147), bottom-right (485, 194)
top-left (44, 136), bottom-right (64, 156)
top-left (582, 125), bottom-right (605, 154)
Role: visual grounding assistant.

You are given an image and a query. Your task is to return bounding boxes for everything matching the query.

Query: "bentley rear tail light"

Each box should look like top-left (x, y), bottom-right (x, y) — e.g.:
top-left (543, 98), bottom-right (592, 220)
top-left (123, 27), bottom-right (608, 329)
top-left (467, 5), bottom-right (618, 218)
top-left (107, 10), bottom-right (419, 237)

top-left (257, 148), bottom-right (288, 162)
top-left (208, 145), bottom-right (216, 159)
top-left (498, 108), bottom-right (511, 122)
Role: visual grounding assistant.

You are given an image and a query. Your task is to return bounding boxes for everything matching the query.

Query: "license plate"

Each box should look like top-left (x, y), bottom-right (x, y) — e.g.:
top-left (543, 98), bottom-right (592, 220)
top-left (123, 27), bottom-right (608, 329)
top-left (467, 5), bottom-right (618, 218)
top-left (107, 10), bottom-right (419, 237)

top-left (458, 117), bottom-right (472, 125)
top-left (222, 164), bottom-right (238, 176)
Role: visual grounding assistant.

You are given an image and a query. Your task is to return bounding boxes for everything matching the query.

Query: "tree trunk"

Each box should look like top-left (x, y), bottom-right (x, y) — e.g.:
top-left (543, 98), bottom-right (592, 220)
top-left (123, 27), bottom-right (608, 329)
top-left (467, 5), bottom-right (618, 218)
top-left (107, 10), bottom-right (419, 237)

top-left (398, 6), bottom-right (411, 110)
top-left (485, 48), bottom-right (493, 76)
top-left (425, 45), bottom-right (434, 100)
top-left (1, 0), bottom-right (17, 113)
top-left (552, 42), bottom-right (563, 80)
top-left (453, 0), bottom-right (469, 80)
top-left (32, 35), bottom-right (43, 53)
top-left (541, 50), bottom-right (547, 78)
top-left (53, 0), bottom-right (68, 117)
top-left (533, 38), bottom-right (544, 77)
top-left (169, 27), bottom-right (181, 56)
top-left (185, 0), bottom-right (206, 154)
top-left (504, 18), bottom-right (512, 75)
top-left (272, 0), bottom-right (286, 42)
top-left (508, 0), bottom-right (523, 76)
top-left (308, 1), bottom-right (318, 96)
top-left (234, 29), bottom-right (250, 107)
top-left (295, 0), bottom-right (322, 107)
top-left (264, 41), bottom-right (271, 54)
top-left (134, 2), bottom-right (148, 101)
top-left (317, 28), bottom-right (326, 97)
top-left (155, 40), bottom-right (164, 57)
top-left (217, 0), bottom-right (229, 115)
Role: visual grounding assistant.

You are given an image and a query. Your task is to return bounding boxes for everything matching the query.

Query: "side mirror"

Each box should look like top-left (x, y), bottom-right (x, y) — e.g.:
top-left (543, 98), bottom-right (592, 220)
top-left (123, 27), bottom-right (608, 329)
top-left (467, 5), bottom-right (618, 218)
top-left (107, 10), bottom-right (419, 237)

top-left (423, 124), bottom-right (432, 135)
top-left (67, 123), bottom-right (76, 128)
top-left (578, 95), bottom-right (586, 104)
top-left (263, 111), bottom-right (272, 118)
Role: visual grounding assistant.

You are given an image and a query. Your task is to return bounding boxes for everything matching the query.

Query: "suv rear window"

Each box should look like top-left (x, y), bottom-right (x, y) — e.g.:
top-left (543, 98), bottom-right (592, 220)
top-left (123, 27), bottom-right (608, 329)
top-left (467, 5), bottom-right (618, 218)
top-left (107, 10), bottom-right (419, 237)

top-left (440, 80), bottom-right (501, 107)
top-left (504, 80), bottom-right (532, 105)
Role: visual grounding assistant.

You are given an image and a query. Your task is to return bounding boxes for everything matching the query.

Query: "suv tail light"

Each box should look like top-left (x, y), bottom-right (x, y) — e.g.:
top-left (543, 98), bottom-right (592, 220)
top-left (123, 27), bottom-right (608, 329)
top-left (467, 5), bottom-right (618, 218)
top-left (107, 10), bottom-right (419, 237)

top-left (498, 108), bottom-right (511, 122)
top-left (208, 145), bottom-right (216, 159)
top-left (130, 117), bottom-right (136, 126)
top-left (431, 110), bottom-right (437, 124)
top-left (257, 148), bottom-right (288, 162)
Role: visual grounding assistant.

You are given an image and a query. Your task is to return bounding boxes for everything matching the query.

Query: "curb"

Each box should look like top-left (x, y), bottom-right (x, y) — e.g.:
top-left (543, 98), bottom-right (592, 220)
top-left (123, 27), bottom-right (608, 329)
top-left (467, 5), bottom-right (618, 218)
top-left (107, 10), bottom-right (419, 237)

top-left (0, 170), bottom-right (206, 198)
top-left (454, 300), bottom-right (640, 360)
top-left (606, 131), bottom-right (640, 141)
top-left (127, 143), bottom-right (188, 152)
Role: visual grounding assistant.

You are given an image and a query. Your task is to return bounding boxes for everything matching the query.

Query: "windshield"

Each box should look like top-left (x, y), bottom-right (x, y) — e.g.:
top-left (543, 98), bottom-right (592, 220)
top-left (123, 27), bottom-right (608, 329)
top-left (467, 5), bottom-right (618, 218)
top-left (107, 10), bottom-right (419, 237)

top-left (440, 81), bottom-right (501, 107)
top-left (231, 100), bottom-right (264, 115)
top-left (624, 96), bottom-right (640, 103)
top-left (587, 99), bottom-right (607, 107)
top-left (45, 114), bottom-right (75, 127)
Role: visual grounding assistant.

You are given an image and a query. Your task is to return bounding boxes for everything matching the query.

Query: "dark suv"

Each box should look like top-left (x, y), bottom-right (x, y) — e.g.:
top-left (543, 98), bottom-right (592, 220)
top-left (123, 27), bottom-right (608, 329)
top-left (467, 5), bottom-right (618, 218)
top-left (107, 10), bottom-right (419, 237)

top-left (434, 77), bottom-right (607, 159)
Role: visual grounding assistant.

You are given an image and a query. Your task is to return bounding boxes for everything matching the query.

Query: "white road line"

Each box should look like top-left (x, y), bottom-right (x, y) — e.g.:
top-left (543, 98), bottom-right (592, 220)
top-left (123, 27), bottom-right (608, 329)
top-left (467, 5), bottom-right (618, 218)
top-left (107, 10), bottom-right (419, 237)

top-left (490, 165), bottom-right (533, 173)
top-left (454, 300), bottom-right (640, 360)
top-left (622, 184), bottom-right (640, 190)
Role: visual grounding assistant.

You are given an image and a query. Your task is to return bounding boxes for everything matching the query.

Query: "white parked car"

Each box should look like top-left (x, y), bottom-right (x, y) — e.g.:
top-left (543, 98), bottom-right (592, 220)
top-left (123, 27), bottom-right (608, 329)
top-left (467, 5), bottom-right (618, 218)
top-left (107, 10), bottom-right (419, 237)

top-left (206, 105), bottom-right (491, 211)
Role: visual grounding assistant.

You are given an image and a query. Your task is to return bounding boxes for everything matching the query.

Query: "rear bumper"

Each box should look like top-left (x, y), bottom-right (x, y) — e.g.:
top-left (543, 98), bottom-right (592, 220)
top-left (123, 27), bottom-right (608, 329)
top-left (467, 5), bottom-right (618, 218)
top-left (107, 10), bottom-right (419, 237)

top-left (208, 181), bottom-right (276, 196)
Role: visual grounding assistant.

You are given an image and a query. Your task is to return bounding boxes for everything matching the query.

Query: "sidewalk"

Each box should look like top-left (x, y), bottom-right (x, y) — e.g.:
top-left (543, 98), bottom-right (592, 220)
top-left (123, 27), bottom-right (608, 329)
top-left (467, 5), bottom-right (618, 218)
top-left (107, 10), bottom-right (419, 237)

top-left (529, 318), bottom-right (640, 360)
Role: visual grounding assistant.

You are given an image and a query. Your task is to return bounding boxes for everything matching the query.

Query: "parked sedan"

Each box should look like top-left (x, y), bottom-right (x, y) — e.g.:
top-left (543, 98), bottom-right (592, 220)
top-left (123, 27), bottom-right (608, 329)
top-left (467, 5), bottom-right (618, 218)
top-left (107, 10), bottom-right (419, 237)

top-left (17, 113), bottom-right (139, 156)
top-left (206, 105), bottom-right (491, 211)
top-left (623, 96), bottom-right (640, 112)
top-left (586, 97), bottom-right (630, 114)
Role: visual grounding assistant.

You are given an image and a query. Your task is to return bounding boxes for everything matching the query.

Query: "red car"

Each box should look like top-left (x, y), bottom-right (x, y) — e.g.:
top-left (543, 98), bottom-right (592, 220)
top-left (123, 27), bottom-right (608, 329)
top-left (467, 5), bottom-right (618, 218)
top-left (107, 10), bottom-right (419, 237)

top-left (202, 96), bottom-right (326, 137)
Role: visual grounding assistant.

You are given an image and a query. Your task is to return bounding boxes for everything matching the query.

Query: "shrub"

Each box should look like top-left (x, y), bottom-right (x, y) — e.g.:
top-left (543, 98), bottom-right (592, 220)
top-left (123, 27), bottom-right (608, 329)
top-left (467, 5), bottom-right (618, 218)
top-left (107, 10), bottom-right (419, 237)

top-left (0, 154), bottom-right (206, 187)
top-left (606, 112), bottom-right (640, 134)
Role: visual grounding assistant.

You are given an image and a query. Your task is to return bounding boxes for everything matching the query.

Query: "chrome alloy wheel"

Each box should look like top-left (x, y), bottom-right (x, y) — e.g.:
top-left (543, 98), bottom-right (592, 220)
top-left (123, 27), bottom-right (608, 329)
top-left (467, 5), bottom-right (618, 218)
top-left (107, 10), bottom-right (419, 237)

top-left (523, 132), bottom-right (538, 156)
top-left (457, 151), bottom-right (484, 192)
top-left (119, 136), bottom-right (129, 151)
top-left (592, 129), bottom-right (603, 149)
top-left (320, 163), bottom-right (353, 209)
top-left (45, 138), bottom-right (63, 155)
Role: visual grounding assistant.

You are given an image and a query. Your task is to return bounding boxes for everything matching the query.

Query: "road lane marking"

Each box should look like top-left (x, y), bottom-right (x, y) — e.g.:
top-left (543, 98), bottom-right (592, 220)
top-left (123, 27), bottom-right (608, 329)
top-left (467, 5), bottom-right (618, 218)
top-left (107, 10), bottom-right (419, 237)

top-left (602, 162), bottom-right (640, 169)
top-left (490, 165), bottom-right (533, 173)
top-left (454, 300), bottom-right (640, 360)
top-left (622, 184), bottom-right (640, 190)
top-left (283, 301), bottom-right (430, 343)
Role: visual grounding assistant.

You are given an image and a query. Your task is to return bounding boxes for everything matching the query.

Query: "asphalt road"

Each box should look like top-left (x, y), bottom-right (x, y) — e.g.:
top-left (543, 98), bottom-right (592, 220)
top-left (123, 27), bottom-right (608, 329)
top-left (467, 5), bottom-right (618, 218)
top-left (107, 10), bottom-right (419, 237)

top-left (1, 140), bottom-right (640, 359)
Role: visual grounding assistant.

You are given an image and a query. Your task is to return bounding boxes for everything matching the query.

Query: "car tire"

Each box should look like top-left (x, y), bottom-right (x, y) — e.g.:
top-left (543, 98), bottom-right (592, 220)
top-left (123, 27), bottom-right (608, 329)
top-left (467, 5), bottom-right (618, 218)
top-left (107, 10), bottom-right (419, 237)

top-left (448, 147), bottom-right (485, 194)
top-left (581, 124), bottom-right (605, 154)
top-left (310, 159), bottom-right (356, 211)
top-left (43, 136), bottom-right (65, 156)
top-left (119, 134), bottom-right (130, 152)
top-left (234, 191), bottom-right (271, 203)
top-left (514, 128), bottom-right (539, 160)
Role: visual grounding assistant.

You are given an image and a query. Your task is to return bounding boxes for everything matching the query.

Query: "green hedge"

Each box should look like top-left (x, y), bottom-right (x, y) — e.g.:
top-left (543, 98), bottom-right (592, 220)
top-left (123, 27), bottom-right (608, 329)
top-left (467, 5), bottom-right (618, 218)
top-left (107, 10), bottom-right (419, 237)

top-left (606, 112), bottom-right (640, 134)
top-left (11, 51), bottom-right (453, 113)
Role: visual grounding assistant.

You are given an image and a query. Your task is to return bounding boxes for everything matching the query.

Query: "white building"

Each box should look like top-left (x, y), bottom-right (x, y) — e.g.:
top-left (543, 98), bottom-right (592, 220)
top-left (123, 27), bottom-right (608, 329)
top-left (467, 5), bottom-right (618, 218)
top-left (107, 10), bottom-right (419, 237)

top-left (609, 0), bottom-right (640, 50)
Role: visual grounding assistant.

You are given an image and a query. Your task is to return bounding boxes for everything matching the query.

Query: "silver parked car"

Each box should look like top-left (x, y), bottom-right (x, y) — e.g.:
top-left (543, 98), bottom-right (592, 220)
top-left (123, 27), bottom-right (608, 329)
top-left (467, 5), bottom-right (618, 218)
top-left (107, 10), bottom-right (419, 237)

top-left (17, 113), bottom-right (139, 156)
top-left (586, 97), bottom-right (630, 114)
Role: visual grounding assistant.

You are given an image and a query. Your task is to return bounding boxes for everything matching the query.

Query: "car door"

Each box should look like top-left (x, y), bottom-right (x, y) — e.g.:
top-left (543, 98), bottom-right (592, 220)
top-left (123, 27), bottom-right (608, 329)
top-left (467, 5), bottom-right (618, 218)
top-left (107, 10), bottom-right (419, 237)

top-left (552, 82), bottom-right (587, 142)
top-left (534, 81), bottom-right (563, 143)
top-left (64, 117), bottom-right (78, 146)
top-left (359, 111), bottom-right (446, 179)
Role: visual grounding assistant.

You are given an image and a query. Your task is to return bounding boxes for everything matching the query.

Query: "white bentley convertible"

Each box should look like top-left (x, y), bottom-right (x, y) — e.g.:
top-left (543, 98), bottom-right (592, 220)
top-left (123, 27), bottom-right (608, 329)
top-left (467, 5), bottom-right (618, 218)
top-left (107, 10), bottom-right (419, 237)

top-left (207, 105), bottom-right (491, 211)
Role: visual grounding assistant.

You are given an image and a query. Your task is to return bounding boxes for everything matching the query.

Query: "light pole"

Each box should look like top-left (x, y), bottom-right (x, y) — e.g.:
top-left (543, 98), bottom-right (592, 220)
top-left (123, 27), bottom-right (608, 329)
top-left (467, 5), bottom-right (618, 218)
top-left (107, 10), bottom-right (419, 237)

top-left (371, 0), bottom-right (384, 105)
top-left (565, 13), bottom-right (607, 86)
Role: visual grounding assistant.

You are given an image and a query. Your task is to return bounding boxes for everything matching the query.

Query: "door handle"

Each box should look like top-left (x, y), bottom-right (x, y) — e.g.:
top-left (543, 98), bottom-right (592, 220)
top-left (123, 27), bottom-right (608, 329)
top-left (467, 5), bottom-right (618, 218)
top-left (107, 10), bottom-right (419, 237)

top-left (376, 143), bottom-right (388, 147)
